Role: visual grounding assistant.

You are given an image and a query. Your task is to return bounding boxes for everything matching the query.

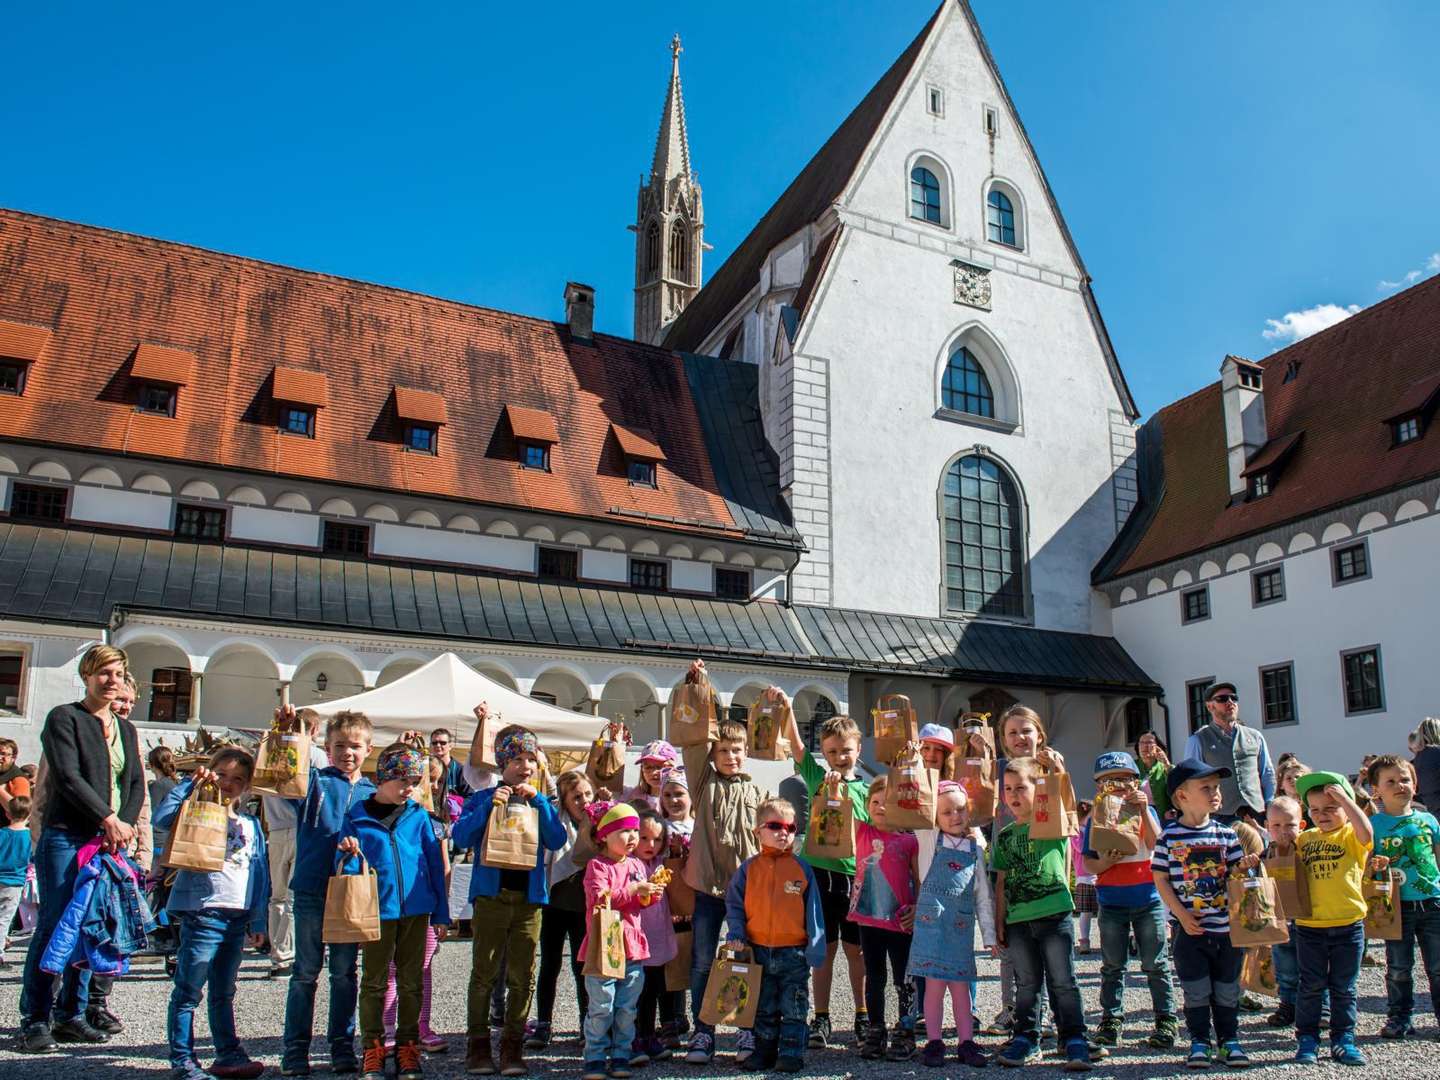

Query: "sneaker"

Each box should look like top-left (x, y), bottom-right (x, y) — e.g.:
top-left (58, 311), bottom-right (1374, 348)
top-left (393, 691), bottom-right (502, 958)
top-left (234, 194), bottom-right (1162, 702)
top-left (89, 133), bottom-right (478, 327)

top-left (774, 1056), bottom-right (803, 1073)
top-left (995, 1037), bottom-right (1038, 1067)
top-left (211, 1060), bottom-right (267, 1079)
top-left (1148, 1015), bottom-right (1179, 1050)
top-left (683, 1031), bottom-right (714, 1065)
top-left (956, 1039), bottom-right (989, 1067)
top-left (853, 1012), bottom-right (871, 1045)
top-left (887, 1024), bottom-right (916, 1062)
top-left (982, 1009), bottom-right (1014, 1037)
top-left (582, 1063), bottom-right (608, 1080)
top-left (361, 1038), bottom-right (388, 1080)
top-left (807, 1014), bottom-right (832, 1050)
top-left (607, 1061), bottom-right (632, 1079)
top-left (268, 963), bottom-right (293, 979)
top-left (1062, 1038), bottom-right (1094, 1072)
top-left (646, 1037), bottom-right (671, 1062)
top-left (1294, 1035), bottom-right (1319, 1065)
top-left (1331, 1040), bottom-right (1366, 1066)
top-left (172, 1062), bottom-right (213, 1080)
top-left (523, 1021), bottom-right (550, 1050)
top-left (85, 1006), bottom-right (125, 1035)
top-left (51, 1017), bottom-right (110, 1043)
top-left (1187, 1040), bottom-right (1214, 1069)
top-left (280, 1063), bottom-right (312, 1077)
top-left (659, 1022), bottom-right (683, 1051)
top-left (18, 1023), bottom-right (57, 1055)
top-left (1381, 1018), bottom-right (1415, 1039)
top-left (1264, 1002), bottom-right (1295, 1028)
top-left (627, 1038), bottom-right (650, 1068)
top-left (396, 1041), bottom-right (425, 1080)
top-left (1216, 1040), bottom-right (1249, 1069)
top-left (332, 1056), bottom-right (360, 1075)
top-left (1238, 993), bottom-right (1265, 1013)
top-left (1092, 1018), bottom-right (1122, 1047)
top-left (734, 1029), bottom-right (756, 1066)
top-left (858, 1024), bottom-right (887, 1060)
top-left (922, 1039), bottom-right (947, 1068)
top-left (420, 1033), bottom-right (447, 1054)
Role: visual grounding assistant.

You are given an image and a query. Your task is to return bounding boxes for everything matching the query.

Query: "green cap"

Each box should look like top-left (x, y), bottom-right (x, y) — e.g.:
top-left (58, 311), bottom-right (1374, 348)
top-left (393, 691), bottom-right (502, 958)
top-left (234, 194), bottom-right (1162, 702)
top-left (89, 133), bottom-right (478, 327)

top-left (1294, 770), bottom-right (1354, 803)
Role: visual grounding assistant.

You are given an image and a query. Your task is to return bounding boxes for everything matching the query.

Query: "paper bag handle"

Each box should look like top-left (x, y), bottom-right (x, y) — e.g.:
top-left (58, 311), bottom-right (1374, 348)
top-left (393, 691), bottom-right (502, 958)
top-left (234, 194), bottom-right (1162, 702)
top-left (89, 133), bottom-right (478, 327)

top-left (333, 851), bottom-right (372, 876)
top-left (719, 942), bottom-right (754, 963)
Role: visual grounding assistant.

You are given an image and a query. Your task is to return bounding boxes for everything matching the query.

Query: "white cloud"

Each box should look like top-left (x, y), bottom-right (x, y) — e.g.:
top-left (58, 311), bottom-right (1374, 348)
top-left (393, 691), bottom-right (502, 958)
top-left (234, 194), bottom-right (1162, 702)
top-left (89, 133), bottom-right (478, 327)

top-left (1378, 252), bottom-right (1440, 292)
top-left (1262, 303), bottom-right (1360, 344)
top-left (1428, 252), bottom-right (1440, 272)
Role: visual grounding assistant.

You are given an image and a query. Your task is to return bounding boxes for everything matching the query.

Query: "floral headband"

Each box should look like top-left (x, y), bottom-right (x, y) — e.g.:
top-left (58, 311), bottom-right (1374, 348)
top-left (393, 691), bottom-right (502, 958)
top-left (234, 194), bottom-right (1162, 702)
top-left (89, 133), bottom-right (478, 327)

top-left (494, 728), bottom-right (540, 769)
top-left (376, 745), bottom-right (427, 783)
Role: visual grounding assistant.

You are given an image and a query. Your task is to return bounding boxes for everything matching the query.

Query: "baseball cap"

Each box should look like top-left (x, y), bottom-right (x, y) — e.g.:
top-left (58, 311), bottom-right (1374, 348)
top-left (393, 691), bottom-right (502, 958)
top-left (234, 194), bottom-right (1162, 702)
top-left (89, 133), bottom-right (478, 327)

top-left (1165, 757), bottom-right (1232, 799)
top-left (1204, 682), bottom-right (1239, 702)
top-left (637, 739), bottom-right (678, 765)
top-left (918, 723), bottom-right (954, 750)
top-left (1294, 770), bottom-right (1355, 803)
top-left (1093, 751), bottom-right (1139, 779)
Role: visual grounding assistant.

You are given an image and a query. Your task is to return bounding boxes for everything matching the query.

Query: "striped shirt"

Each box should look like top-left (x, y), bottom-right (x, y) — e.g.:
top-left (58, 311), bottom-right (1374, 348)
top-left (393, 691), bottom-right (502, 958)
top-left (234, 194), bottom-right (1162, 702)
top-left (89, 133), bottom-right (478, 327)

top-left (1152, 818), bottom-right (1242, 934)
top-left (1082, 815), bottom-right (1161, 908)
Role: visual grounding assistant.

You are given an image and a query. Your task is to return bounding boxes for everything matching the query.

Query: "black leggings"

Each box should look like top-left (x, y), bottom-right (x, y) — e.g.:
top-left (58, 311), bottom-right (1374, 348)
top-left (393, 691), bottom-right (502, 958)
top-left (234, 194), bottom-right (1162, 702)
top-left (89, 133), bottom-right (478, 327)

top-left (535, 904), bottom-right (587, 1023)
top-left (636, 964), bottom-right (681, 1038)
top-left (858, 924), bottom-right (912, 1026)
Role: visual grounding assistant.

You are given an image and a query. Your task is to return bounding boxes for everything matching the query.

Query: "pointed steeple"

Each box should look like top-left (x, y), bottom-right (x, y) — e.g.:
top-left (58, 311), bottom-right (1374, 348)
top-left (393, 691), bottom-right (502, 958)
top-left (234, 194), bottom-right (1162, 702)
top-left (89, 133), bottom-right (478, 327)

top-left (632, 34), bottom-right (706, 344)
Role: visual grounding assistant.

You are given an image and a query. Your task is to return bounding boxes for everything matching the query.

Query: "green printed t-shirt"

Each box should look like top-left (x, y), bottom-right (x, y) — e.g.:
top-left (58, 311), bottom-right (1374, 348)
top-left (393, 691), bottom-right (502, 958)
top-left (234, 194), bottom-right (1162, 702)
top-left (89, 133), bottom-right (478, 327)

top-left (991, 821), bottom-right (1073, 924)
top-left (795, 750), bottom-right (869, 875)
top-left (1372, 810), bottom-right (1440, 902)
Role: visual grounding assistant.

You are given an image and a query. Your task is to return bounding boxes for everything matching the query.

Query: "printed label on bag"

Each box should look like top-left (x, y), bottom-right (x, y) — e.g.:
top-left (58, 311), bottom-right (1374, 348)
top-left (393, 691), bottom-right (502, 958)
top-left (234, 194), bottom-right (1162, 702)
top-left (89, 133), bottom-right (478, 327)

top-left (966, 759), bottom-right (982, 766)
top-left (1036, 777), bottom-right (1047, 787)
top-left (826, 799), bottom-right (841, 808)
top-left (1376, 881), bottom-right (1391, 894)
top-left (760, 706), bottom-right (772, 715)
top-left (731, 964), bottom-right (749, 973)
top-left (1243, 879), bottom-right (1263, 889)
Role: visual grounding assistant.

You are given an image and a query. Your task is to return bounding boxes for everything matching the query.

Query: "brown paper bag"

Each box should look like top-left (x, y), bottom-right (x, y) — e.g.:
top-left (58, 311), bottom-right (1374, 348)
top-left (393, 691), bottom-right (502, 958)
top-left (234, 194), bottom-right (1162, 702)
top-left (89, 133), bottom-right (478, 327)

top-left (871, 694), bottom-right (918, 766)
top-left (586, 721), bottom-right (629, 794)
top-left (1228, 874), bottom-right (1290, 946)
top-left (583, 895), bottom-right (626, 978)
top-left (480, 799), bottom-right (540, 871)
top-left (664, 855), bottom-right (696, 918)
top-left (669, 680), bottom-right (718, 748)
top-left (323, 853), bottom-right (382, 943)
top-left (252, 716), bottom-right (311, 799)
top-left (884, 743), bottom-right (938, 830)
top-left (1263, 845), bottom-right (1310, 921)
top-left (666, 927), bottom-right (693, 991)
top-left (699, 945), bottom-right (764, 1028)
top-left (162, 780), bottom-right (228, 872)
top-left (806, 777), bottom-right (856, 861)
top-left (956, 757), bottom-right (996, 823)
top-left (746, 690), bottom-right (791, 762)
top-left (1364, 869), bottom-right (1404, 941)
top-left (1240, 945), bottom-right (1278, 998)
top-left (1029, 769), bottom-right (1079, 840)
top-left (468, 702), bottom-right (500, 771)
top-left (957, 713), bottom-right (996, 757)
top-left (1089, 780), bottom-right (1143, 855)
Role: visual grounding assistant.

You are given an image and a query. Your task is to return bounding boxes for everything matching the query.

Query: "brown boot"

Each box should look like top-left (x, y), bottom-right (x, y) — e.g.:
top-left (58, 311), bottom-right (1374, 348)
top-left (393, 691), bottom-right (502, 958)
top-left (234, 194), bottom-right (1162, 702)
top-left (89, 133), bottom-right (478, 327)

top-left (467, 1033), bottom-right (496, 1075)
top-left (498, 1033), bottom-right (528, 1077)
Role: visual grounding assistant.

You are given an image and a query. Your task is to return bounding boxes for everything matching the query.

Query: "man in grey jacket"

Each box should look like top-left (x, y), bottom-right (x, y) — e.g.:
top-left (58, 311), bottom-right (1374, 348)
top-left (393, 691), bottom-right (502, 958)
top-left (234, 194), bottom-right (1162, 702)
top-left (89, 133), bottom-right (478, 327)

top-left (1183, 682), bottom-right (1275, 822)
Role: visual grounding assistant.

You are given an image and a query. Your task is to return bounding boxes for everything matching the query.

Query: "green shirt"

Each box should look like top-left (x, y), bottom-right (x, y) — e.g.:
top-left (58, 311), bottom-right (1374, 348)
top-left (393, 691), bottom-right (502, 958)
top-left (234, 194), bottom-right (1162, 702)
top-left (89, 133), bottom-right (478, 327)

top-left (795, 750), bottom-right (870, 875)
top-left (1142, 760), bottom-right (1172, 818)
top-left (105, 720), bottom-right (125, 814)
top-left (990, 821), bottom-right (1073, 924)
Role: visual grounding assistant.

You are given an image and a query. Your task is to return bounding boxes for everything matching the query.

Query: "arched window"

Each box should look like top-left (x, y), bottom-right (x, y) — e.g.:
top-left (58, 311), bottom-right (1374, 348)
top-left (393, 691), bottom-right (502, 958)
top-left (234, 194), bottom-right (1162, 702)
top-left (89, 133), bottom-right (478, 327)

top-left (644, 221), bottom-right (660, 281)
top-left (941, 346), bottom-right (995, 417)
top-left (986, 189), bottom-right (1016, 246)
top-left (807, 696), bottom-right (837, 751)
top-left (669, 221), bottom-right (690, 282)
top-left (943, 454), bottom-right (1025, 618)
top-left (910, 167), bottom-right (942, 224)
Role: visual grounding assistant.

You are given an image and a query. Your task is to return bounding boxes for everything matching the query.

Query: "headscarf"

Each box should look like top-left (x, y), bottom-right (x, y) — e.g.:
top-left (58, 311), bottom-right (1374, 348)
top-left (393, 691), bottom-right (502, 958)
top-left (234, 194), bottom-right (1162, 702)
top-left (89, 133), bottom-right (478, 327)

top-left (494, 728), bottom-right (540, 769)
top-left (376, 744), bottom-right (427, 783)
top-left (660, 766), bottom-right (688, 791)
top-left (586, 800), bottom-right (640, 841)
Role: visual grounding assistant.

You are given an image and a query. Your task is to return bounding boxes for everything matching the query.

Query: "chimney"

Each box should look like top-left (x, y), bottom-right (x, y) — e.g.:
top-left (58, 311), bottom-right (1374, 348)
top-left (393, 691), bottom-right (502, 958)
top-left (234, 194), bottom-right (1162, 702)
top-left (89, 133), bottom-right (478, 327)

top-left (1220, 354), bottom-right (1266, 497)
top-left (564, 282), bottom-right (595, 343)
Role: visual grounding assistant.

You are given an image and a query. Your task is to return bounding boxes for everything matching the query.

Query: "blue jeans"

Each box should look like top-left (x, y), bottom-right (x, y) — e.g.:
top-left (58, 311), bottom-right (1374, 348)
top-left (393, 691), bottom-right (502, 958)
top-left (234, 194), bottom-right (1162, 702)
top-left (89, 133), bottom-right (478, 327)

top-left (1385, 899), bottom-right (1440, 1024)
top-left (283, 889), bottom-right (359, 1069)
top-left (168, 909), bottom-right (251, 1069)
top-left (1274, 925), bottom-right (1330, 1015)
top-left (1294, 921), bottom-right (1363, 1043)
top-left (1006, 913), bottom-right (1085, 1043)
top-left (689, 894), bottom-right (726, 1035)
top-left (20, 828), bottom-right (92, 1026)
top-left (1171, 929), bottom-right (1241, 1044)
top-left (584, 960), bottom-right (644, 1064)
top-left (1098, 901), bottom-right (1175, 1020)
top-left (753, 945), bottom-right (809, 1059)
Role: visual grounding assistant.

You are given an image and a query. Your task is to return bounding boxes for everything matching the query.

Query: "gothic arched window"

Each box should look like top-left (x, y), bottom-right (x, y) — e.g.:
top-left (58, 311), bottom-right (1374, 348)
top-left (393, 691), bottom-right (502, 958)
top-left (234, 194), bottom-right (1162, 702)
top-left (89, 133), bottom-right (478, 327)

top-left (669, 221), bottom-right (690, 282)
top-left (910, 166), bottom-right (942, 224)
top-left (941, 346), bottom-right (995, 418)
top-left (943, 454), bottom-right (1025, 618)
top-left (986, 189), bottom-right (1017, 246)
top-left (644, 221), bottom-right (661, 281)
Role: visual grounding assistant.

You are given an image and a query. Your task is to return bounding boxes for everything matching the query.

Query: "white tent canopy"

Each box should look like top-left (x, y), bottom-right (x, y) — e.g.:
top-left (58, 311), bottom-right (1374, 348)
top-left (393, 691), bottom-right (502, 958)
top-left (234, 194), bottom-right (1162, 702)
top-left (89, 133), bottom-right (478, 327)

top-left (307, 652), bottom-right (600, 757)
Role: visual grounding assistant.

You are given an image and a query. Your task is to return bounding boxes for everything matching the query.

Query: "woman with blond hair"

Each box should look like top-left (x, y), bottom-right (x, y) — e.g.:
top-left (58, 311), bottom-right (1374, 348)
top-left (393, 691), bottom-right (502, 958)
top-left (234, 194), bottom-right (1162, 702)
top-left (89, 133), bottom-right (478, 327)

top-left (1411, 717), bottom-right (1440, 813)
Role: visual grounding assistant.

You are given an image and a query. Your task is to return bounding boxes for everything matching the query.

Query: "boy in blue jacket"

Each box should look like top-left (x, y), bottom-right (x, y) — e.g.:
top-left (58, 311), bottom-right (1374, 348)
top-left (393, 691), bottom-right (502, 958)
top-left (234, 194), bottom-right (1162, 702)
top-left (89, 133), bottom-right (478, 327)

top-left (338, 742), bottom-right (450, 1080)
top-left (283, 709), bottom-right (376, 1076)
top-left (154, 747), bottom-right (271, 1080)
top-left (452, 726), bottom-right (566, 1076)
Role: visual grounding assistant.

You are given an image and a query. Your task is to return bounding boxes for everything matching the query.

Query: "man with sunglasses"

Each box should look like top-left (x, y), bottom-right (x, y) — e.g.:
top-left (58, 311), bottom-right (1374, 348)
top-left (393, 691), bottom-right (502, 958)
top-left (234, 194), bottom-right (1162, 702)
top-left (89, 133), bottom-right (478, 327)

top-left (1183, 683), bottom-right (1275, 823)
top-left (429, 728), bottom-right (471, 798)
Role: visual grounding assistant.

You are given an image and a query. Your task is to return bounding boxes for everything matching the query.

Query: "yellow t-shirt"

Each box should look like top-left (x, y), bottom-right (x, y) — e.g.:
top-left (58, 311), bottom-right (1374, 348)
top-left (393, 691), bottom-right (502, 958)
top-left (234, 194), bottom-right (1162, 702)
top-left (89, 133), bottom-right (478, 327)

top-left (1296, 822), bottom-right (1371, 927)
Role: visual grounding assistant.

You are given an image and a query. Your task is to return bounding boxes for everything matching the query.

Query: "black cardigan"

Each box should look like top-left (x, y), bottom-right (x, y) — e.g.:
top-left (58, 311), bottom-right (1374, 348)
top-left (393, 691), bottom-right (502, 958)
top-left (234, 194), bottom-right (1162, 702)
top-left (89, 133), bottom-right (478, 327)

top-left (40, 701), bottom-right (145, 834)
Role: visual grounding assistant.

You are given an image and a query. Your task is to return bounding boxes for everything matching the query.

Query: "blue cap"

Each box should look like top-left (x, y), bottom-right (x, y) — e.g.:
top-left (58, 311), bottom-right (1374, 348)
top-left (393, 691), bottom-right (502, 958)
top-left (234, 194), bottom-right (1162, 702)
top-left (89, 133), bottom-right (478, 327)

top-left (1165, 757), bottom-right (1232, 799)
top-left (1093, 751), bottom-right (1139, 778)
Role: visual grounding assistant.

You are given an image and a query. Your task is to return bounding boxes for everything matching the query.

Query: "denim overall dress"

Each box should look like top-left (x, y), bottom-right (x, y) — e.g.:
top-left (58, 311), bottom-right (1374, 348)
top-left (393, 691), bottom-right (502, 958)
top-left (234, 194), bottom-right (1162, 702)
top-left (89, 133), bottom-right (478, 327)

top-left (907, 837), bottom-right (980, 981)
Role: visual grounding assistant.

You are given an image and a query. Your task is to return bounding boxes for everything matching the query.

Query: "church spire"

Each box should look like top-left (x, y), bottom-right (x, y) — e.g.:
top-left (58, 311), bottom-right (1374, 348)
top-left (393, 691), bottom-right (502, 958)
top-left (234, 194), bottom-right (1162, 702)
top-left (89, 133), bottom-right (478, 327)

top-left (633, 34), bottom-right (705, 345)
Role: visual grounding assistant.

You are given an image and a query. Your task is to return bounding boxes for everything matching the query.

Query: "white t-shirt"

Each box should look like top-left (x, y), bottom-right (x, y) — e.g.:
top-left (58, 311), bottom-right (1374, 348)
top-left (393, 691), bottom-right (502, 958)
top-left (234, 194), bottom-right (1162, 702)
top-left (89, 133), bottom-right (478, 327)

top-left (205, 815), bottom-right (259, 911)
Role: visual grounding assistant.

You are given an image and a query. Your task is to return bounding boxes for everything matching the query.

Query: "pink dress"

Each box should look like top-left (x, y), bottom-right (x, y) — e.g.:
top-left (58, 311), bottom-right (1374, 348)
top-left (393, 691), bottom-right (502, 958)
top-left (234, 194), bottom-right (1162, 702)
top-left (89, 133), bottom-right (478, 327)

top-left (636, 855), bottom-right (677, 966)
top-left (849, 822), bottom-right (919, 931)
top-left (581, 854), bottom-right (652, 965)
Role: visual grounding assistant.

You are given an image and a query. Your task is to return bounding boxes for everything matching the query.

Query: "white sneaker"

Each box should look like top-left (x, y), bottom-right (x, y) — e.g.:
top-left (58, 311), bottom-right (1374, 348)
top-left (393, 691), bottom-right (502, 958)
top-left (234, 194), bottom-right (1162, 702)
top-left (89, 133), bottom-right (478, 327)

top-left (734, 1030), bottom-right (755, 1066)
top-left (684, 1032), bottom-right (714, 1065)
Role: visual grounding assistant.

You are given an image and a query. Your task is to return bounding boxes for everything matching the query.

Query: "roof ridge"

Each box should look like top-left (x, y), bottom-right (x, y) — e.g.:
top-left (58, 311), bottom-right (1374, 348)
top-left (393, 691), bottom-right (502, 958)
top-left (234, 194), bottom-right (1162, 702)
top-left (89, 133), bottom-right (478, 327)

top-left (1257, 268), bottom-right (1440, 370)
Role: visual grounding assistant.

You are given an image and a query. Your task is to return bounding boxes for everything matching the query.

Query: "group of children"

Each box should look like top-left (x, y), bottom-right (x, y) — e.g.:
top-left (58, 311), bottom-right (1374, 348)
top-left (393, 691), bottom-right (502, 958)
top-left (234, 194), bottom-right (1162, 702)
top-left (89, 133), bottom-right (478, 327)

top-left (29, 691), bottom-right (1440, 1079)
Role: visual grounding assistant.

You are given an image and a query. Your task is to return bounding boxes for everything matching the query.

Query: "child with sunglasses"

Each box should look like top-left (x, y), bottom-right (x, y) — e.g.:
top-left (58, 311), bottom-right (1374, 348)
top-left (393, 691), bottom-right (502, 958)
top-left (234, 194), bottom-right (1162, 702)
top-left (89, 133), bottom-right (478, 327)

top-left (722, 798), bottom-right (826, 1073)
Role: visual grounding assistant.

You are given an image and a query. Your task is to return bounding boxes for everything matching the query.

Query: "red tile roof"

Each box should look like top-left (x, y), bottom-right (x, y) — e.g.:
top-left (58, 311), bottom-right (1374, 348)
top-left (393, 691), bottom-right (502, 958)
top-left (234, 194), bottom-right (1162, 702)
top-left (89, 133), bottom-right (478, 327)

top-left (0, 320), bottom-right (51, 363)
top-left (131, 343), bottom-right (197, 385)
top-left (505, 404), bottom-right (559, 444)
top-left (1101, 272), bottom-right (1440, 579)
top-left (394, 386), bottom-right (447, 425)
top-left (611, 423), bottom-right (665, 461)
top-left (273, 365), bottom-right (330, 407)
top-left (1239, 431), bottom-right (1302, 478)
top-left (1382, 371), bottom-right (1440, 423)
top-left (0, 208), bottom-right (750, 541)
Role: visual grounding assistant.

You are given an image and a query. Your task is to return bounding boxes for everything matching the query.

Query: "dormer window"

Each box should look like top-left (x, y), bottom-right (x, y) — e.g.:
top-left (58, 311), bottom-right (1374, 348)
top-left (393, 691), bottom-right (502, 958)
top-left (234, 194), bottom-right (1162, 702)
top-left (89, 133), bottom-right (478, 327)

top-left (280, 405), bottom-right (315, 437)
top-left (1, 360), bottom-right (28, 395)
top-left (138, 383), bottom-right (177, 416)
top-left (505, 404), bottom-right (559, 471)
top-left (627, 460), bottom-right (657, 488)
top-left (405, 423), bottom-right (438, 454)
top-left (521, 442), bottom-right (551, 471)
top-left (130, 343), bottom-right (196, 418)
top-left (1394, 416), bottom-right (1421, 445)
top-left (1239, 367), bottom-right (1262, 390)
top-left (272, 366), bottom-right (329, 439)
top-left (611, 423), bottom-right (666, 488)
top-left (394, 386), bottom-right (448, 456)
top-left (0, 321), bottom-right (51, 396)
top-left (1248, 472), bottom-right (1271, 499)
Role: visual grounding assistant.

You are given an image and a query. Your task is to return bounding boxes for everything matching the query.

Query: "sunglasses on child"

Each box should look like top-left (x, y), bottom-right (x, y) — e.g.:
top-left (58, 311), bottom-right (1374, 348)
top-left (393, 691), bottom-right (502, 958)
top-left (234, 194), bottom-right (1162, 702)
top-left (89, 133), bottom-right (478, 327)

top-left (760, 821), bottom-right (797, 835)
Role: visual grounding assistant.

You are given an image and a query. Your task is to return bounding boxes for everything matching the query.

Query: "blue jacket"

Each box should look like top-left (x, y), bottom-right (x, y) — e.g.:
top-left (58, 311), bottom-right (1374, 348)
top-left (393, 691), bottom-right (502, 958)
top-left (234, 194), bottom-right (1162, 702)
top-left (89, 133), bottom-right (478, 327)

top-left (340, 798), bottom-right (450, 924)
top-left (723, 853), bottom-right (827, 968)
top-left (153, 778), bottom-right (271, 935)
top-left (452, 787), bottom-right (566, 904)
top-left (290, 765), bottom-right (376, 895)
top-left (42, 849), bottom-right (156, 976)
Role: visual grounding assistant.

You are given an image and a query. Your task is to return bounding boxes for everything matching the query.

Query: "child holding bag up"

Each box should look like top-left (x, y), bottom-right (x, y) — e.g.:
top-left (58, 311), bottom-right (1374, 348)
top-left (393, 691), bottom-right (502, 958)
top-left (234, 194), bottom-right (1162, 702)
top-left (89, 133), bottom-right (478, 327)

top-left (581, 801), bottom-right (665, 1080)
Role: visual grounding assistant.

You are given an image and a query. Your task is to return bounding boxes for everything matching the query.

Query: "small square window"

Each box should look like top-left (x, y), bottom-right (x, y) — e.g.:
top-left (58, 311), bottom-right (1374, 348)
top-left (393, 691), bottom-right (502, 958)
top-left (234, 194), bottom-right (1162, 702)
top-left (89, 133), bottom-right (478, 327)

top-left (1181, 586), bottom-right (1210, 624)
top-left (1394, 416), bottom-right (1421, 445)
top-left (0, 649), bottom-right (26, 713)
top-left (627, 459), bottom-right (657, 488)
top-left (0, 361), bottom-right (26, 395)
top-left (280, 406), bottom-right (316, 437)
top-left (175, 504), bottom-right (226, 542)
top-left (1249, 472), bottom-right (1271, 499)
top-left (138, 383), bottom-right (176, 416)
top-left (538, 546), bottom-right (578, 581)
top-left (322, 520), bottom-right (370, 556)
top-left (1186, 678), bottom-right (1214, 734)
top-left (1239, 367), bottom-right (1262, 390)
top-left (405, 424), bottom-right (438, 454)
top-left (1332, 541), bottom-right (1370, 585)
top-left (927, 84), bottom-right (945, 117)
top-left (521, 443), bottom-right (550, 471)
top-left (9, 482), bottom-right (67, 523)
top-left (1252, 566), bottom-right (1284, 606)
top-left (715, 567), bottom-right (751, 600)
top-left (1341, 646), bottom-right (1384, 714)
top-left (983, 104), bottom-right (998, 135)
top-left (1260, 663), bottom-right (1297, 726)
top-left (148, 666), bottom-right (193, 724)
top-left (629, 558), bottom-right (667, 591)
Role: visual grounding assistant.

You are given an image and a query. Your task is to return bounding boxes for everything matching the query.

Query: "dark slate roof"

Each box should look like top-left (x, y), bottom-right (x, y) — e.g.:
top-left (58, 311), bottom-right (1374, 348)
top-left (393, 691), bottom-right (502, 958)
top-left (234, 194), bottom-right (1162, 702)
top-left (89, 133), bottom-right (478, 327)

top-left (0, 522), bottom-right (1155, 693)
top-left (681, 354), bottom-right (799, 542)
top-left (793, 604), bottom-right (1158, 694)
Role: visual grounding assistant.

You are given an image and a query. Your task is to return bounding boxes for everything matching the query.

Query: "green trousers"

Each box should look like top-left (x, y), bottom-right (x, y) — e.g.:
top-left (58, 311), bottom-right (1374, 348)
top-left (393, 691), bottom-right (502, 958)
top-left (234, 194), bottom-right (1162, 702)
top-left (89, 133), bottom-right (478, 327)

top-left (468, 890), bottom-right (542, 1038)
top-left (359, 914), bottom-right (430, 1043)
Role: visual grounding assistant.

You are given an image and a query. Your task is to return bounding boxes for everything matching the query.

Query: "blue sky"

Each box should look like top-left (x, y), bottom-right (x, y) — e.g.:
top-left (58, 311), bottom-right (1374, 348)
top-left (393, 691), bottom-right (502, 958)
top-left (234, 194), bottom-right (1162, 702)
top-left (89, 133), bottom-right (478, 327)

top-left (3, 1), bottom-right (1437, 417)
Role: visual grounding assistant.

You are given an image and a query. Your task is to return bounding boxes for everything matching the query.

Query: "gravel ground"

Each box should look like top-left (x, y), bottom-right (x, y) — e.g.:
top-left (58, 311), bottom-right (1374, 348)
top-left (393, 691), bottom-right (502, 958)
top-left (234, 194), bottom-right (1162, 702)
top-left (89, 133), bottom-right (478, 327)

top-left (2, 936), bottom-right (1437, 1078)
